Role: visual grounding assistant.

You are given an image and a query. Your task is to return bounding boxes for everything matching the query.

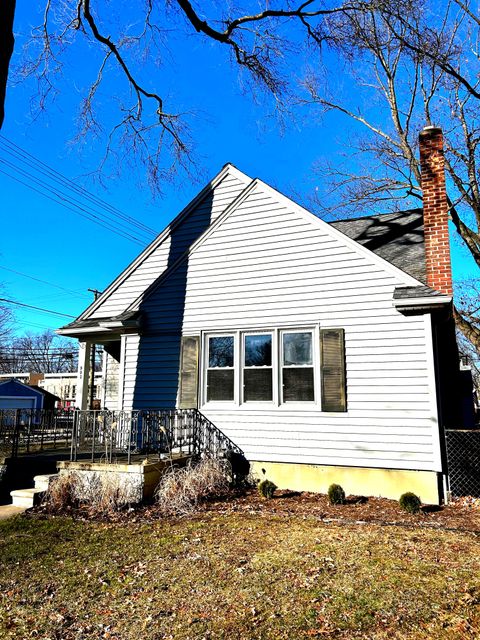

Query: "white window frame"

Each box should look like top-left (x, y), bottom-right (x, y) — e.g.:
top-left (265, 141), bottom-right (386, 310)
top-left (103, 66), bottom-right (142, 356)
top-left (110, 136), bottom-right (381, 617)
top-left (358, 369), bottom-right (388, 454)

top-left (204, 333), bottom-right (237, 404)
top-left (202, 326), bottom-right (320, 408)
top-left (241, 331), bottom-right (276, 405)
top-left (280, 328), bottom-right (316, 404)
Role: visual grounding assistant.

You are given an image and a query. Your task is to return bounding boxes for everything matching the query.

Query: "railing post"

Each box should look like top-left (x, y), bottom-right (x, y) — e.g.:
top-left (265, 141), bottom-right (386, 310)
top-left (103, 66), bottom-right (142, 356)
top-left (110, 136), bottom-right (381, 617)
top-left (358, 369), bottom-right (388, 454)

top-left (52, 410), bottom-right (57, 448)
top-left (91, 412), bottom-right (96, 463)
top-left (12, 409), bottom-right (19, 458)
top-left (127, 412), bottom-right (132, 465)
top-left (71, 410), bottom-right (77, 461)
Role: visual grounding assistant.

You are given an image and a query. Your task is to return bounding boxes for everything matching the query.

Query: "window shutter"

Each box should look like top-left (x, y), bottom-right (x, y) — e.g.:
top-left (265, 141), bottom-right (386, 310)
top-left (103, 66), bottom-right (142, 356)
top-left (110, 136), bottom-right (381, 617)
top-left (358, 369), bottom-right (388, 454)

top-left (178, 336), bottom-right (199, 408)
top-left (320, 329), bottom-right (347, 412)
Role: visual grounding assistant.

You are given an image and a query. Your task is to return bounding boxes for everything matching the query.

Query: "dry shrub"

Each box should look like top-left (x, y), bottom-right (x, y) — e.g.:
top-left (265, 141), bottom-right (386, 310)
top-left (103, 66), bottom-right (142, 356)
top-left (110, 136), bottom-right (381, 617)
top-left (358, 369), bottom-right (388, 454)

top-left (44, 472), bottom-right (80, 512)
top-left (81, 473), bottom-right (135, 515)
top-left (44, 472), bottom-right (135, 516)
top-left (155, 457), bottom-right (230, 516)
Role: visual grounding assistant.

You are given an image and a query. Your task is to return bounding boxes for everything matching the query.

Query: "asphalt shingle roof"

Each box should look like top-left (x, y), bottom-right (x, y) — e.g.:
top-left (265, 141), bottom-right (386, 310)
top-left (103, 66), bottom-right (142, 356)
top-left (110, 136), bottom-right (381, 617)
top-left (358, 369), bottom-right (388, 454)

top-left (329, 209), bottom-right (425, 283)
top-left (393, 285), bottom-right (449, 300)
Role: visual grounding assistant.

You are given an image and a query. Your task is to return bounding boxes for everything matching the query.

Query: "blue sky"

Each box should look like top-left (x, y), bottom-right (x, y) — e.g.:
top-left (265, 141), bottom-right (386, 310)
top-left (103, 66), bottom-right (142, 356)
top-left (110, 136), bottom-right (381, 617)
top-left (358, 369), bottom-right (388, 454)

top-left (1, 2), bottom-right (477, 337)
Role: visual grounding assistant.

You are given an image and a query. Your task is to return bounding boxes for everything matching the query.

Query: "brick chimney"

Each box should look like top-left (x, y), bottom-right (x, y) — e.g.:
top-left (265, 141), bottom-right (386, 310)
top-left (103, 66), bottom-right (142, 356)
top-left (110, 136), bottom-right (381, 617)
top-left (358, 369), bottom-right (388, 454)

top-left (419, 126), bottom-right (453, 296)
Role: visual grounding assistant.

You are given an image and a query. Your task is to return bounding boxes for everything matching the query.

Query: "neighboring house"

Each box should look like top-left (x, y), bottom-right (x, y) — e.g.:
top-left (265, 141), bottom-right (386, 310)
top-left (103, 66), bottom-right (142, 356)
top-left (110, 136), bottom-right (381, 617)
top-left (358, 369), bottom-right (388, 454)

top-left (0, 372), bottom-right (41, 385)
top-left (0, 378), bottom-right (60, 410)
top-left (58, 126), bottom-right (468, 504)
top-left (38, 372), bottom-right (103, 408)
top-left (0, 372), bottom-right (103, 408)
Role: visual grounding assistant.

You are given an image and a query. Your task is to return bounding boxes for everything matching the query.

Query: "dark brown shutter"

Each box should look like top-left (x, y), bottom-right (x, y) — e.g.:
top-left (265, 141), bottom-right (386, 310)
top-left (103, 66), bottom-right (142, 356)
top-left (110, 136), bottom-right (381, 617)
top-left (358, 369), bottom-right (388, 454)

top-left (320, 329), bottom-right (347, 412)
top-left (178, 336), bottom-right (199, 408)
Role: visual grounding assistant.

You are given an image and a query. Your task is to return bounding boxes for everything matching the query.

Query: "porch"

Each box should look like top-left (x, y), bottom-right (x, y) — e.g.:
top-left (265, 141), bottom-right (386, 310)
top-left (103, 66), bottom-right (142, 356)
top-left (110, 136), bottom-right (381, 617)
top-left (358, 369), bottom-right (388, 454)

top-left (1, 408), bottom-right (243, 505)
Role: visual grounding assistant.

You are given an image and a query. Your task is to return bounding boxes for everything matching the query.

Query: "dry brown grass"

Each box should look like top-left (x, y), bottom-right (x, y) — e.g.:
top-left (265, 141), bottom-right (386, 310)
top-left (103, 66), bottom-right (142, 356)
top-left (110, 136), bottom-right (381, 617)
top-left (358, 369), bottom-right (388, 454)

top-left (1, 511), bottom-right (480, 639)
top-left (155, 457), bottom-right (230, 516)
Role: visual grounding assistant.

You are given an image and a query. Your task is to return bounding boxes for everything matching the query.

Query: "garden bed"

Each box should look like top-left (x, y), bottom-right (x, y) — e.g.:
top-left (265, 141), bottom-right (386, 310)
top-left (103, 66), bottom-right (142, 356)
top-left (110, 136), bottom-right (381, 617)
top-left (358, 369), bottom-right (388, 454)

top-left (192, 489), bottom-right (480, 533)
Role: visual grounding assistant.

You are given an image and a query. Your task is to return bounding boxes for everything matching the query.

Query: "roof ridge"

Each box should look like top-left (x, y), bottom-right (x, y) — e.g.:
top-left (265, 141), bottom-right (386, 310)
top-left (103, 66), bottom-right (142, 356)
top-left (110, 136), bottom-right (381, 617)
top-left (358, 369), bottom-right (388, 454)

top-left (330, 208), bottom-right (423, 225)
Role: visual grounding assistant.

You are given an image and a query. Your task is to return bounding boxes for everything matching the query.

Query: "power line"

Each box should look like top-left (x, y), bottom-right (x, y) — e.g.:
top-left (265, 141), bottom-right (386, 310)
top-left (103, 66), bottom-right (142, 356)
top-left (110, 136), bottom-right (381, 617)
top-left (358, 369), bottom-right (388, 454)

top-left (0, 265), bottom-right (90, 299)
top-left (0, 135), bottom-right (158, 240)
top-left (0, 298), bottom-right (76, 319)
top-left (0, 162), bottom-right (147, 247)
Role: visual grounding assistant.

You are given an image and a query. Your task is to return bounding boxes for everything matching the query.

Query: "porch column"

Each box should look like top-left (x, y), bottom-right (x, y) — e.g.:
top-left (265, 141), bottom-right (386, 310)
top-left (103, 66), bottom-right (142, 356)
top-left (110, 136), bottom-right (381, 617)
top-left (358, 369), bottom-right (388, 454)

top-left (76, 340), bottom-right (91, 410)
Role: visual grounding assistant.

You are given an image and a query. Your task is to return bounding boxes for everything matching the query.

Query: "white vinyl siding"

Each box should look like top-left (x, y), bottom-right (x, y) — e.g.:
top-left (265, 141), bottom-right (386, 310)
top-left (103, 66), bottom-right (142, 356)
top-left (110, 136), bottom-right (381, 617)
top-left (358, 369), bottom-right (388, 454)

top-left (89, 171), bottom-right (249, 319)
top-left (103, 352), bottom-right (120, 409)
top-left (121, 180), bottom-right (441, 472)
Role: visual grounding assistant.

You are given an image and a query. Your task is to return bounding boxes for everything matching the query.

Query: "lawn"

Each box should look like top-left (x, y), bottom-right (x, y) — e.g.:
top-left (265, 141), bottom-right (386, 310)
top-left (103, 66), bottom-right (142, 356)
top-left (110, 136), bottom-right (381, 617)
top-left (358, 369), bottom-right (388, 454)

top-left (1, 509), bottom-right (480, 639)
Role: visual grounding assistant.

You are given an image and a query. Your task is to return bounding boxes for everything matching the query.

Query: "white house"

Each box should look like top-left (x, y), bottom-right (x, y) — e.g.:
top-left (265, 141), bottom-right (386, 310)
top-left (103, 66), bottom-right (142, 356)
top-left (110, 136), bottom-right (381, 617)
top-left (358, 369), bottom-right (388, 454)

top-left (39, 372), bottom-right (103, 408)
top-left (58, 127), bottom-right (466, 504)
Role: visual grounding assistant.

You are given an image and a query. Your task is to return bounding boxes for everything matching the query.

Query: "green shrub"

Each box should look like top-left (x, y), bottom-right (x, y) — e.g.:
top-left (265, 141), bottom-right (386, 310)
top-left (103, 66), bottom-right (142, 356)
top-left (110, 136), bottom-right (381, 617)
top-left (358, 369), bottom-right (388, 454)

top-left (328, 483), bottom-right (346, 505)
top-left (258, 479), bottom-right (277, 499)
top-left (399, 492), bottom-right (422, 514)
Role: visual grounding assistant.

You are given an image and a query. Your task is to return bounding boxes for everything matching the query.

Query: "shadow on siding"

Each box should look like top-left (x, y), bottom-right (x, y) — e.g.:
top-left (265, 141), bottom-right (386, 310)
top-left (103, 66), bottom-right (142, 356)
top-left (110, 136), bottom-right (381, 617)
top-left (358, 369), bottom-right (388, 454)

top-left (131, 192), bottom-right (215, 409)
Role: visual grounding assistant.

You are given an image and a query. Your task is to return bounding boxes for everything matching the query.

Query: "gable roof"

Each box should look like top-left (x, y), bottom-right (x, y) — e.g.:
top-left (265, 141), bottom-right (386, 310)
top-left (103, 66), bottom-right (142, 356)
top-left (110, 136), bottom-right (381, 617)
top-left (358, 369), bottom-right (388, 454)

top-left (330, 209), bottom-right (425, 283)
top-left (59, 168), bottom-right (431, 336)
top-left (122, 178), bottom-right (422, 314)
top-left (0, 378), bottom-right (44, 397)
top-left (74, 164), bottom-right (252, 322)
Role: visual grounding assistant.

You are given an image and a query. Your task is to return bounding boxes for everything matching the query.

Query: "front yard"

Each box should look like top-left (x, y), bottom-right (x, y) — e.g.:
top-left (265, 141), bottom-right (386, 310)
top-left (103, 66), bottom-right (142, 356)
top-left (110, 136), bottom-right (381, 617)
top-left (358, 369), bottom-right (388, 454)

top-left (1, 496), bottom-right (480, 639)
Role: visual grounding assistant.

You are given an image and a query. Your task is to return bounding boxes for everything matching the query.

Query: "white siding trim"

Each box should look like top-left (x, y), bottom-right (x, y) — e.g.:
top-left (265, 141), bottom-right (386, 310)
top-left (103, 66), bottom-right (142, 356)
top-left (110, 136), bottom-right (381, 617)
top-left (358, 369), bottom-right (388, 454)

top-left (424, 314), bottom-right (444, 472)
top-left (77, 164), bottom-right (251, 321)
top-left (127, 180), bottom-right (258, 313)
top-left (117, 335), bottom-right (127, 411)
top-left (255, 180), bottom-right (424, 288)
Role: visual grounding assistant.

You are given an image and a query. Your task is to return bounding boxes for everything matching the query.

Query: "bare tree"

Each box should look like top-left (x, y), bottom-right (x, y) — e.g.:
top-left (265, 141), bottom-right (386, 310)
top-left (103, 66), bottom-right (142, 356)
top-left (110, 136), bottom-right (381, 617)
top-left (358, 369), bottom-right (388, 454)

top-left (5, 1), bottom-right (362, 191)
top-left (0, 330), bottom-right (78, 374)
top-left (304, 0), bottom-right (480, 349)
top-left (0, 0), bottom-right (15, 129)
top-left (0, 287), bottom-right (14, 371)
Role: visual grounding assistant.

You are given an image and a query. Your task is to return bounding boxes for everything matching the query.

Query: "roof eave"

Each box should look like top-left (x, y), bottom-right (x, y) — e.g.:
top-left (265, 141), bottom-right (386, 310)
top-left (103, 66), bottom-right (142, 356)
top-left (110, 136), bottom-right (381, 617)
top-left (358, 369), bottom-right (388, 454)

top-left (393, 295), bottom-right (452, 314)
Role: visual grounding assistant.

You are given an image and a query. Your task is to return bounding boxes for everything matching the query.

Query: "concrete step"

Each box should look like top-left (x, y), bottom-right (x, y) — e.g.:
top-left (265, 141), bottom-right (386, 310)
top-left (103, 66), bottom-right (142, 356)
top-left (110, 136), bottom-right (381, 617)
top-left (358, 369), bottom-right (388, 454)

top-left (10, 487), bottom-right (45, 509)
top-left (34, 474), bottom-right (58, 492)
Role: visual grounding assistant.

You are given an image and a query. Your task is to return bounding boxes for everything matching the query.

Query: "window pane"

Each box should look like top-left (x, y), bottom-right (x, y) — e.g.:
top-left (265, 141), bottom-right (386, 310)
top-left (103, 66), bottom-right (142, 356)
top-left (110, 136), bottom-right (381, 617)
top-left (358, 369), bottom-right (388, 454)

top-left (209, 336), bottom-right (234, 367)
top-left (283, 368), bottom-right (314, 401)
top-left (207, 369), bottom-right (234, 401)
top-left (244, 369), bottom-right (273, 402)
top-left (283, 332), bottom-right (313, 366)
top-left (245, 334), bottom-right (272, 367)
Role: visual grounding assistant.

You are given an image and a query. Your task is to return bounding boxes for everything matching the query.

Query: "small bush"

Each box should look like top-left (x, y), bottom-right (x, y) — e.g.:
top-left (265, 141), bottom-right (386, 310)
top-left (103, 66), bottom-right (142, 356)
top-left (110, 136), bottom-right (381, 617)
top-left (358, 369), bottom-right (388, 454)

top-left (44, 473), bottom-right (79, 512)
top-left (155, 457), bottom-right (230, 516)
top-left (399, 492), bottom-right (422, 514)
top-left (258, 479), bottom-right (277, 499)
top-left (328, 483), bottom-right (346, 505)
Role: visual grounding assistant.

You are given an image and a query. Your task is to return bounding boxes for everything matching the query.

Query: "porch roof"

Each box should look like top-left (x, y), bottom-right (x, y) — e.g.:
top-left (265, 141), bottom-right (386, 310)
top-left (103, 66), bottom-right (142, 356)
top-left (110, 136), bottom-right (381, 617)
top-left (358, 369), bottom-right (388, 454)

top-left (57, 310), bottom-right (142, 338)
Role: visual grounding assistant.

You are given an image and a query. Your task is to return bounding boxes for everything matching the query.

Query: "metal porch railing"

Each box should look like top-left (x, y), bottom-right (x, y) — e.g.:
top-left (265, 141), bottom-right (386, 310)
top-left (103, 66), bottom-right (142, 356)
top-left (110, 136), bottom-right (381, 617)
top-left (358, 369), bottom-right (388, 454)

top-left (0, 409), bottom-right (74, 459)
top-left (69, 408), bottom-right (242, 464)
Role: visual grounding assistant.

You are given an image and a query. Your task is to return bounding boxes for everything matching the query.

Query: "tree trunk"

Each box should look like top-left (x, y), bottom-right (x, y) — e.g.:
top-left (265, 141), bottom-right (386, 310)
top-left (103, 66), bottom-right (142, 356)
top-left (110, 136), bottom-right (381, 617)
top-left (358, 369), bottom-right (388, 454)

top-left (0, 0), bottom-right (16, 129)
top-left (453, 305), bottom-right (480, 353)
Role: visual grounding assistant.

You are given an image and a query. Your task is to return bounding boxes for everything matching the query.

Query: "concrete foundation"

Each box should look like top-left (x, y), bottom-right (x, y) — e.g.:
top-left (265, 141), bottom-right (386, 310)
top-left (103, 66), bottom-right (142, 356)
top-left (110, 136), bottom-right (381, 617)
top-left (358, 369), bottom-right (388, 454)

top-left (250, 461), bottom-right (442, 505)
